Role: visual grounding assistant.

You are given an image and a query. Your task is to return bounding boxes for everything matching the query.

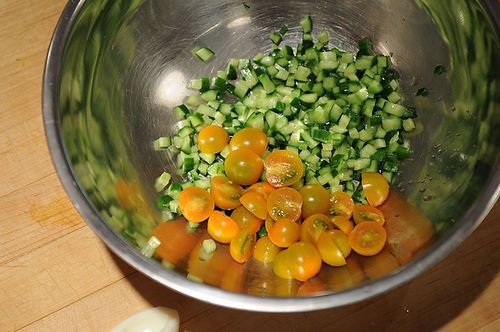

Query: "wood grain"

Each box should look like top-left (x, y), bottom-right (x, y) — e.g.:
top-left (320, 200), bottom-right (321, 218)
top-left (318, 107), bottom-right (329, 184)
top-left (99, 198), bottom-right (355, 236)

top-left (0, 0), bottom-right (498, 331)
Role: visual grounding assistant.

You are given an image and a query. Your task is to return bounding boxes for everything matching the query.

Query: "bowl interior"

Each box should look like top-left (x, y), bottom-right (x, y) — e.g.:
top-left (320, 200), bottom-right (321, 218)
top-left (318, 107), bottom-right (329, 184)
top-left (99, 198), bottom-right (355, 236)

top-left (48, 0), bottom-right (499, 311)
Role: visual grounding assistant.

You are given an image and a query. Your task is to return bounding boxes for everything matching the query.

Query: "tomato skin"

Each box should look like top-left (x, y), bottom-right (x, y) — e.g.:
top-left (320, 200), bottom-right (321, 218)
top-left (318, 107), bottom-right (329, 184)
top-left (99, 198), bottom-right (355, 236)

top-left (224, 148), bottom-right (263, 186)
top-left (253, 236), bottom-right (281, 263)
top-left (300, 214), bottom-right (331, 244)
top-left (329, 191), bottom-right (355, 218)
top-left (229, 128), bottom-right (268, 156)
top-left (268, 218), bottom-right (301, 248)
top-left (299, 184), bottom-right (330, 219)
top-left (246, 182), bottom-right (275, 199)
top-left (207, 211), bottom-right (240, 243)
top-left (349, 222), bottom-right (387, 256)
top-left (210, 176), bottom-right (244, 210)
top-left (272, 249), bottom-right (293, 279)
top-left (178, 187), bottom-right (214, 222)
top-left (230, 230), bottom-right (256, 263)
top-left (287, 242), bottom-right (322, 282)
top-left (264, 150), bottom-right (304, 188)
top-left (239, 191), bottom-right (268, 220)
top-left (317, 230), bottom-right (351, 267)
top-left (230, 206), bottom-right (262, 233)
top-left (362, 172), bottom-right (390, 207)
top-left (267, 187), bottom-right (303, 222)
top-left (197, 125), bottom-right (229, 154)
top-left (353, 204), bottom-right (385, 225)
top-left (330, 215), bottom-right (354, 235)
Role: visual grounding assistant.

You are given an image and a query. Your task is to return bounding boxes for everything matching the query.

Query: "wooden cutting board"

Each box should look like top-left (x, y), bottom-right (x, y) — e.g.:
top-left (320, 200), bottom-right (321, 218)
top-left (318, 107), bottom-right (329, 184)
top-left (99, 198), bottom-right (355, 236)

top-left (0, 1), bottom-right (499, 331)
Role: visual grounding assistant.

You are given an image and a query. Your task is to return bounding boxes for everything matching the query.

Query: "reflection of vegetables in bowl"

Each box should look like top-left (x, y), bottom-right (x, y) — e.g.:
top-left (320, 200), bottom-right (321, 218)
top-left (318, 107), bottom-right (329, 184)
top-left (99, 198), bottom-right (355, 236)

top-left (43, 0), bottom-right (499, 312)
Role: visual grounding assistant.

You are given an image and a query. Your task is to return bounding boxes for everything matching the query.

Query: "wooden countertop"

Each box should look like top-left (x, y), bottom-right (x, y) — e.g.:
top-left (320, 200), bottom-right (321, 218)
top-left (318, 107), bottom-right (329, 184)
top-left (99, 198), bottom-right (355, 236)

top-left (1, 1), bottom-right (499, 331)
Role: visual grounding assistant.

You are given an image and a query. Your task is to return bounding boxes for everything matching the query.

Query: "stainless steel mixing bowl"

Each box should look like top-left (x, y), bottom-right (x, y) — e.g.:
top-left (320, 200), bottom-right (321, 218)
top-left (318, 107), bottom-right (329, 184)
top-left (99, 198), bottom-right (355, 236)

top-left (43, 0), bottom-right (499, 311)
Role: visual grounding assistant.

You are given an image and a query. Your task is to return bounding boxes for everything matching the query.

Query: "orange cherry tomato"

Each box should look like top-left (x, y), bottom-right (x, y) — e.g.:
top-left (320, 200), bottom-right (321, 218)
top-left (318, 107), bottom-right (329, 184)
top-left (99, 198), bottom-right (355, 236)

top-left (300, 214), bottom-right (331, 244)
top-left (349, 222), bottom-right (387, 256)
top-left (273, 249), bottom-right (293, 279)
top-left (317, 230), bottom-right (351, 266)
top-left (329, 191), bottom-right (355, 218)
top-left (178, 187), bottom-right (214, 222)
top-left (239, 191), bottom-right (268, 220)
top-left (224, 148), bottom-right (263, 186)
top-left (230, 206), bottom-right (262, 233)
top-left (246, 182), bottom-right (276, 199)
top-left (287, 242), bottom-right (322, 282)
top-left (299, 184), bottom-right (330, 218)
top-left (207, 211), bottom-right (240, 243)
top-left (229, 127), bottom-right (269, 156)
top-left (267, 187), bottom-right (303, 222)
top-left (253, 236), bottom-right (281, 263)
top-left (264, 150), bottom-right (304, 188)
top-left (210, 175), bottom-right (244, 210)
top-left (197, 125), bottom-right (229, 154)
top-left (229, 229), bottom-right (256, 263)
top-left (268, 218), bottom-right (300, 248)
top-left (353, 204), bottom-right (385, 225)
top-left (330, 215), bottom-right (354, 235)
top-left (362, 172), bottom-right (389, 207)
top-left (264, 215), bottom-right (275, 234)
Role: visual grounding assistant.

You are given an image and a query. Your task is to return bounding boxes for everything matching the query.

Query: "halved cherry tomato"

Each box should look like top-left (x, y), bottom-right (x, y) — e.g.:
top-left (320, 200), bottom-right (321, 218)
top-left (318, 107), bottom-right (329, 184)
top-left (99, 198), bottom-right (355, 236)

top-left (353, 204), bottom-right (385, 225)
top-left (230, 206), bottom-right (262, 233)
top-left (349, 222), bottom-right (387, 256)
top-left (362, 172), bottom-right (389, 207)
top-left (246, 182), bottom-right (275, 199)
top-left (197, 125), bottom-right (229, 154)
top-left (224, 148), bottom-right (263, 186)
top-left (287, 242), bottom-right (322, 282)
top-left (317, 230), bottom-right (351, 267)
top-left (229, 229), bottom-right (256, 263)
top-left (300, 214), bottom-right (331, 244)
top-left (229, 127), bottom-right (268, 156)
top-left (330, 215), bottom-right (354, 235)
top-left (267, 187), bottom-right (303, 222)
top-left (178, 187), bottom-right (214, 222)
top-left (329, 191), bottom-right (355, 218)
top-left (264, 215), bottom-right (275, 234)
top-left (299, 184), bottom-right (330, 218)
top-left (273, 249), bottom-right (293, 279)
top-left (239, 191), bottom-right (268, 220)
top-left (268, 218), bottom-right (300, 248)
top-left (210, 175), bottom-right (244, 210)
top-left (253, 236), bottom-right (281, 263)
top-left (264, 150), bottom-right (304, 188)
top-left (207, 211), bottom-right (240, 243)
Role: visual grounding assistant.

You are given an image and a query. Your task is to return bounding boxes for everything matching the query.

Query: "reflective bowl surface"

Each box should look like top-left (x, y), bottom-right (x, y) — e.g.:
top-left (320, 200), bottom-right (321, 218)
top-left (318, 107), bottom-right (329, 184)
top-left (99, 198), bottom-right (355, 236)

top-left (43, 0), bottom-right (499, 311)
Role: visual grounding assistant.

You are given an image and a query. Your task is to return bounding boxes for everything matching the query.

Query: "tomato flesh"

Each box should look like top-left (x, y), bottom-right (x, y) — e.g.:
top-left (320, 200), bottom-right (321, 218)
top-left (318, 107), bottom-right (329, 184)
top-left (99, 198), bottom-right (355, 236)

top-left (178, 187), bottom-right (214, 223)
top-left (299, 214), bottom-right (331, 244)
top-left (329, 191), bottom-right (355, 218)
top-left (349, 222), bottom-right (387, 256)
top-left (353, 204), bottom-right (385, 225)
top-left (210, 176), bottom-right (244, 210)
top-left (264, 150), bottom-right (304, 188)
top-left (267, 187), bottom-right (303, 222)
top-left (230, 230), bottom-right (256, 263)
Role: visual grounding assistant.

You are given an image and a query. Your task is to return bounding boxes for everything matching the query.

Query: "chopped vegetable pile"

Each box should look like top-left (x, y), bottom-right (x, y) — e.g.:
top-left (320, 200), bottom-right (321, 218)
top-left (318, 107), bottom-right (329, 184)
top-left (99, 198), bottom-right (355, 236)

top-left (147, 16), bottom-right (417, 283)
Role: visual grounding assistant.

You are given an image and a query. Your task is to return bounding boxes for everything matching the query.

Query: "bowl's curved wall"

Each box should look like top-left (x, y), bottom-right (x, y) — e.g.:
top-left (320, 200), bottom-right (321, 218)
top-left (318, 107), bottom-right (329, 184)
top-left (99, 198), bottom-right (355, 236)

top-left (44, 0), bottom-right (499, 311)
